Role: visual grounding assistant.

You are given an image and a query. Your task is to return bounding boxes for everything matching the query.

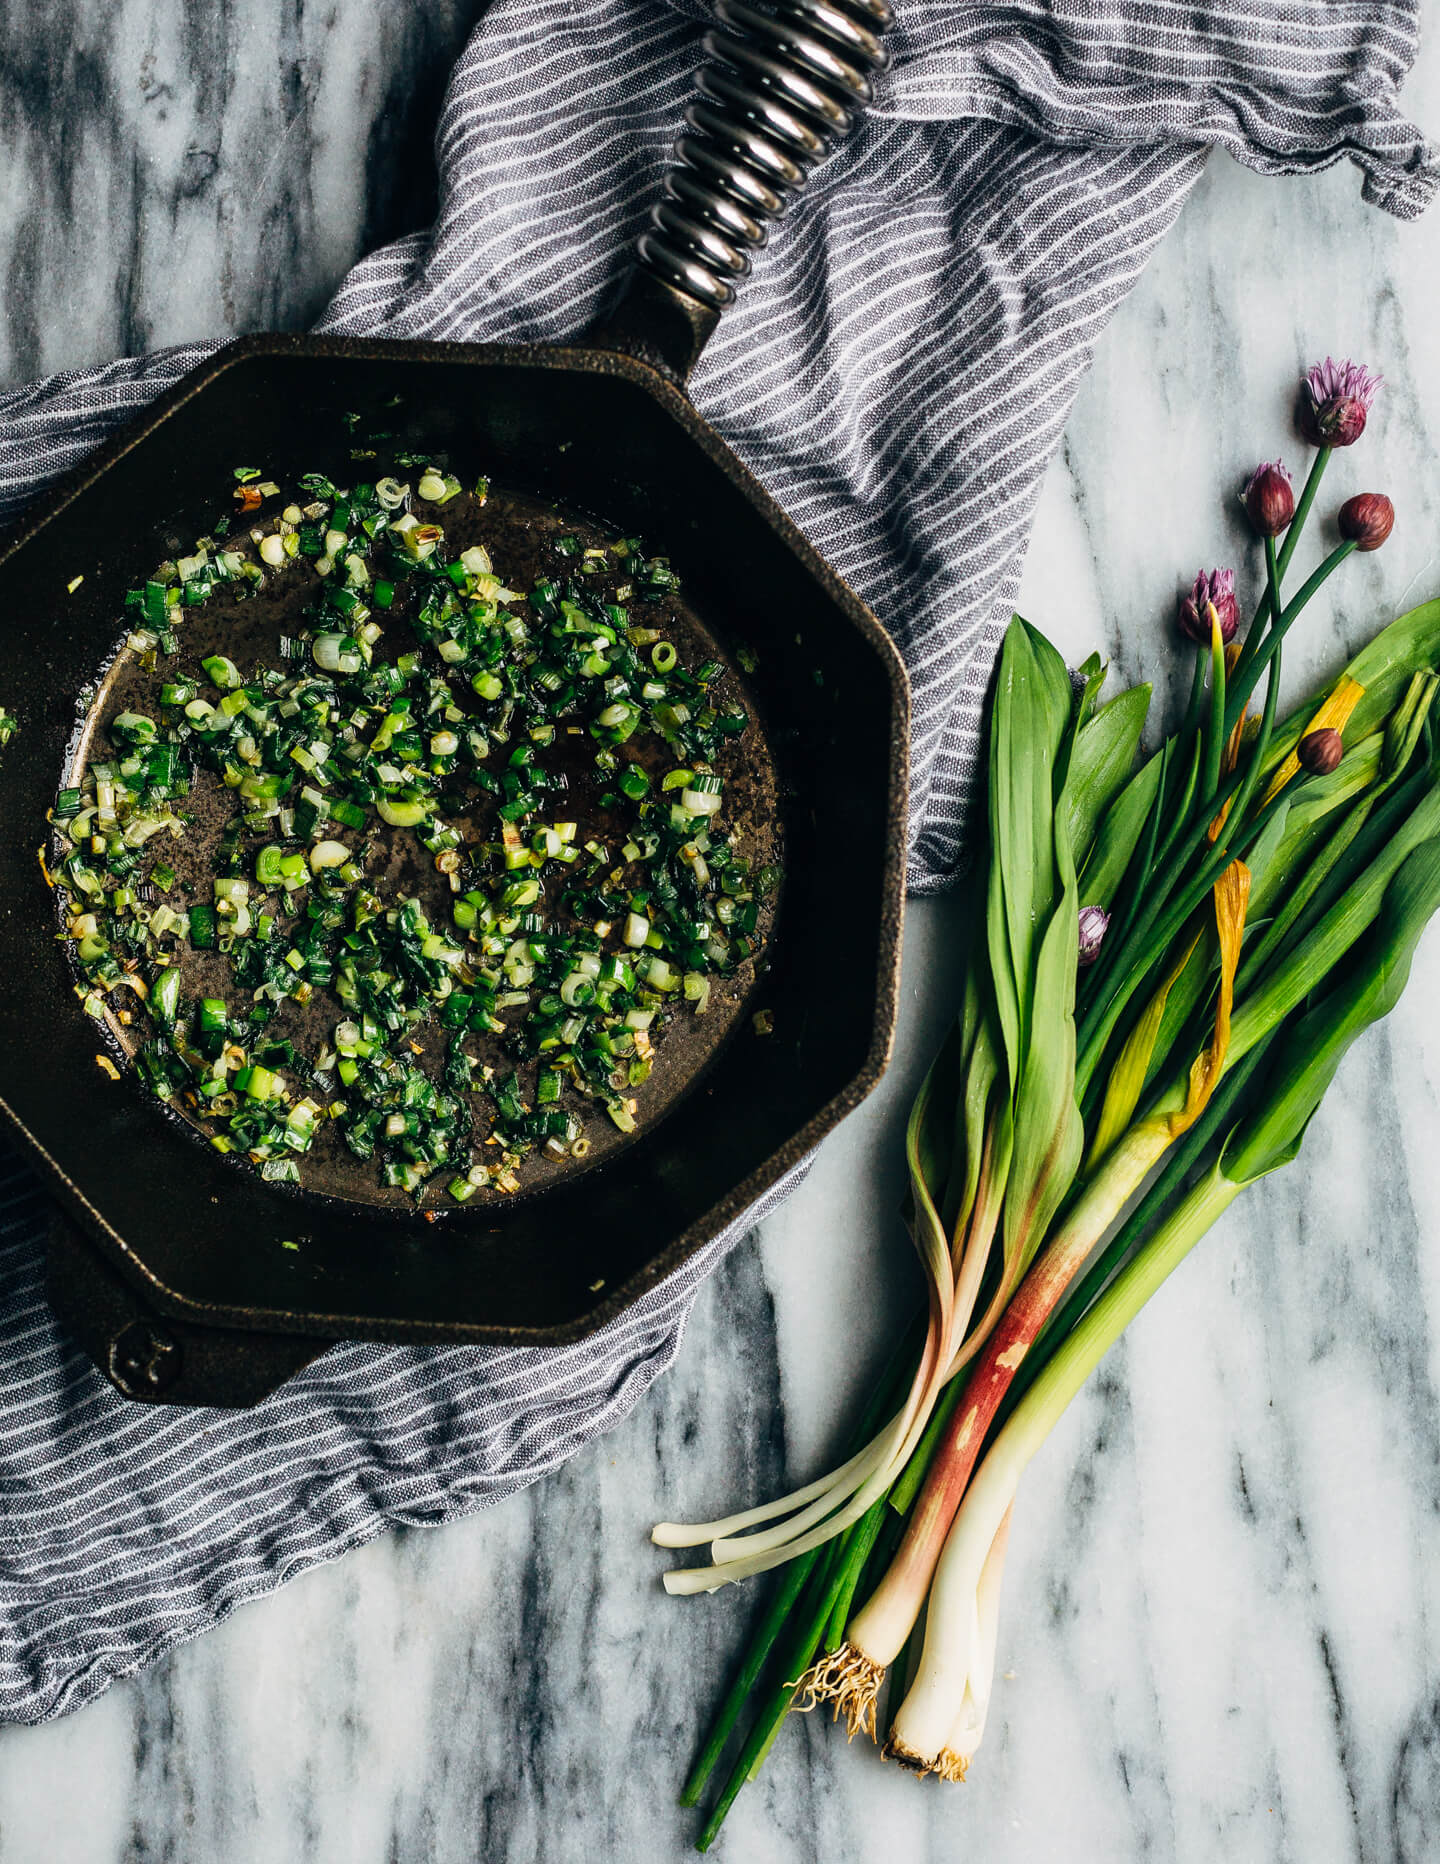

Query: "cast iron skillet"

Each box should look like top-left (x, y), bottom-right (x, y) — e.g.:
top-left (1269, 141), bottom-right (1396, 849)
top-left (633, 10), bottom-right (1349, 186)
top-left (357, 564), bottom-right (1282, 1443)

top-left (0, 0), bottom-right (908, 1407)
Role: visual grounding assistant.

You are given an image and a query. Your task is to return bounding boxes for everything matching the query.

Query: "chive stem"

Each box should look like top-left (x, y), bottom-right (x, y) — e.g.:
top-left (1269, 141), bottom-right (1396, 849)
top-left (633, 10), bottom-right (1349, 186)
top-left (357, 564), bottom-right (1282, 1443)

top-left (680, 1312), bottom-right (925, 1810)
top-left (1232, 451), bottom-right (1329, 690)
top-left (1278, 451), bottom-right (1329, 584)
top-left (1201, 614), bottom-right (1228, 807)
top-left (1151, 735), bottom-right (1201, 875)
top-left (1225, 541), bottom-right (1356, 739)
top-left (1179, 643), bottom-right (1208, 746)
top-left (679, 1549), bottom-right (819, 1808)
top-left (1222, 641), bottom-right (1283, 845)
top-left (695, 1540), bottom-right (846, 1851)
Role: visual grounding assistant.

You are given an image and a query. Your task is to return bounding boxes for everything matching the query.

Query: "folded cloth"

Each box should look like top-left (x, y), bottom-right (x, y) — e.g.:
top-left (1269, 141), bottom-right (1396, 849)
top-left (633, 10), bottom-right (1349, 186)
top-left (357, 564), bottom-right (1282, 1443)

top-left (0, 0), bottom-right (1431, 1723)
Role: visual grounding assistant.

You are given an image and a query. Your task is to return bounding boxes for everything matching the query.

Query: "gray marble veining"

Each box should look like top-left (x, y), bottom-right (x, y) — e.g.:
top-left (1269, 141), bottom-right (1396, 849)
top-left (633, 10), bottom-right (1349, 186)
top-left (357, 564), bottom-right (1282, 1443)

top-left (2, 4), bottom-right (1440, 1861)
top-left (0, 0), bottom-right (486, 388)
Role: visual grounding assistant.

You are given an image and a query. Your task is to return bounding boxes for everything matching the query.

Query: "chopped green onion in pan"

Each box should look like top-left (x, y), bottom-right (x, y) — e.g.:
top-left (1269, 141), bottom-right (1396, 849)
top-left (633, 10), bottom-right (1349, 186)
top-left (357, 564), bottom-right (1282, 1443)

top-left (49, 464), bottom-right (780, 1204)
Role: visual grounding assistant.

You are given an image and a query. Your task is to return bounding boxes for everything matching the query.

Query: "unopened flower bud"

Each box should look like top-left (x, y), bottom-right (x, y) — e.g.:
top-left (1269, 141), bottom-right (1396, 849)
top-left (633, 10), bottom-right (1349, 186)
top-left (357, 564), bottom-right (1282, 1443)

top-left (1242, 461), bottom-right (1295, 538)
top-left (1297, 358), bottom-right (1381, 449)
top-left (1077, 904), bottom-right (1110, 967)
top-left (1338, 492), bottom-right (1394, 552)
top-left (1298, 728), bottom-right (1343, 776)
top-left (1178, 568), bottom-right (1239, 645)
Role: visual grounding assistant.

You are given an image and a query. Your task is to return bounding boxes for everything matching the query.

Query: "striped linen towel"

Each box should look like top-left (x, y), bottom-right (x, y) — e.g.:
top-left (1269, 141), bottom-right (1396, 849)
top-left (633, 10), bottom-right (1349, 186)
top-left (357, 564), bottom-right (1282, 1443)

top-left (0, 0), bottom-right (1431, 1723)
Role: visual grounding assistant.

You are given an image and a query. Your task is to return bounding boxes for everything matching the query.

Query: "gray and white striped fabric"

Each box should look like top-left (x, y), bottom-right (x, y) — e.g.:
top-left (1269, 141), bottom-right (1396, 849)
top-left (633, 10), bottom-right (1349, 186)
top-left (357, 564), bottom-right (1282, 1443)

top-left (0, 0), bottom-right (1432, 1723)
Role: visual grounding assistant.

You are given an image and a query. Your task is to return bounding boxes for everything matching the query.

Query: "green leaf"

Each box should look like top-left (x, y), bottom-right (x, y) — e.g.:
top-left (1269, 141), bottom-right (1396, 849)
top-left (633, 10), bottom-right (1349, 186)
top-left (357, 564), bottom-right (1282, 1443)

top-left (910, 1023), bottom-right (960, 1218)
top-left (985, 618), bottom-right (1076, 1071)
top-left (1003, 808), bottom-right (1085, 1276)
top-left (1233, 795), bottom-right (1293, 907)
top-left (1090, 933), bottom-right (1194, 1166)
top-left (1063, 684), bottom-right (1152, 875)
top-left (943, 967), bottom-right (1001, 1239)
top-left (1264, 596), bottom-right (1440, 773)
top-left (1227, 836), bottom-right (1440, 1183)
top-left (1143, 933), bottom-right (1210, 1096)
top-left (1274, 735), bottom-right (1382, 844)
top-left (905, 1050), bottom-right (958, 1309)
top-left (911, 902), bottom-right (985, 1231)
top-left (974, 617), bottom-right (1086, 1291)
top-left (1074, 652), bottom-right (1107, 730)
top-left (1138, 803), bottom-right (1293, 1104)
top-left (1384, 670), bottom-right (1439, 779)
top-left (1341, 598), bottom-right (1440, 741)
top-left (1242, 736), bottom-right (1383, 954)
top-left (1078, 750), bottom-right (1162, 910)
top-left (1237, 792), bottom-right (1375, 994)
top-left (986, 836), bottom-right (1022, 1087)
top-left (1228, 770), bottom-right (1440, 1065)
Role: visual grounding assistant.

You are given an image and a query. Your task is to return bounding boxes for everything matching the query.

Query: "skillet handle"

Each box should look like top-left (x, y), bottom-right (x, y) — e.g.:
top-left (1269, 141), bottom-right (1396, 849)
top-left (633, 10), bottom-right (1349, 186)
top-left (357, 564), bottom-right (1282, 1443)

top-left (590, 0), bottom-right (893, 384)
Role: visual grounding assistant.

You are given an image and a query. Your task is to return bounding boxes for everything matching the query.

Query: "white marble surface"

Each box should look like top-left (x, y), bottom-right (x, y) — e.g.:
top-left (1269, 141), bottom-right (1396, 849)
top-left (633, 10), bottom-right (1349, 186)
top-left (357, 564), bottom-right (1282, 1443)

top-left (2, 8), bottom-right (1440, 1863)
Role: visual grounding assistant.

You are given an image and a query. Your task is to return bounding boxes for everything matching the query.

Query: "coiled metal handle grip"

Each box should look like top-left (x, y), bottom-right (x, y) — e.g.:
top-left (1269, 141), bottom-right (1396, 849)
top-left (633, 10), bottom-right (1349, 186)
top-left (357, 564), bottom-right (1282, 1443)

top-left (638, 0), bottom-right (894, 313)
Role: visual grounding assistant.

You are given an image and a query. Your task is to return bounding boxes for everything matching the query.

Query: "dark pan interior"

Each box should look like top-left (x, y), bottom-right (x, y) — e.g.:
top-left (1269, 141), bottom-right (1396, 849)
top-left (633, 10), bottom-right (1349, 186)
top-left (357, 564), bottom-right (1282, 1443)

top-left (0, 340), bottom-right (904, 1342)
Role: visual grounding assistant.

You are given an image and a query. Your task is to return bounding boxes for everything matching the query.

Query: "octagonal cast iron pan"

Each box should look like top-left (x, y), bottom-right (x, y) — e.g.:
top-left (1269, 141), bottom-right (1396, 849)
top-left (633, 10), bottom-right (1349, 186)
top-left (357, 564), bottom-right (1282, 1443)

top-left (0, 0), bottom-right (908, 1407)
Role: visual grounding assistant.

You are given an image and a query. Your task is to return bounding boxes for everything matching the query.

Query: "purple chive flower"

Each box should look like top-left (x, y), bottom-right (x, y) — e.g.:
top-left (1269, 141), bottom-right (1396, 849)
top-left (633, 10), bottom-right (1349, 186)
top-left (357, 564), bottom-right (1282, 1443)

top-left (1178, 568), bottom-right (1239, 645)
top-left (1298, 357), bottom-right (1382, 449)
top-left (1242, 460), bottom-right (1296, 538)
top-left (1077, 905), bottom-right (1110, 967)
top-left (1338, 492), bottom-right (1394, 552)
